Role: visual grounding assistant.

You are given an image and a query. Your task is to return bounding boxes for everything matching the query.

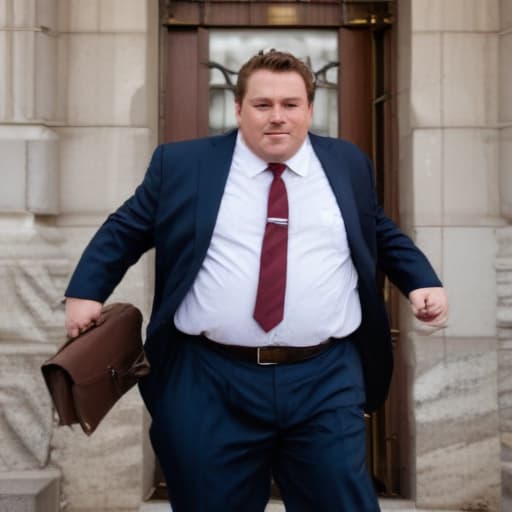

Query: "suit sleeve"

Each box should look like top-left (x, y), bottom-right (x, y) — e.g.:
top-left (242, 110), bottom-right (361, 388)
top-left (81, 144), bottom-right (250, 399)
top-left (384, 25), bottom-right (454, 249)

top-left (65, 144), bottom-right (164, 302)
top-left (363, 156), bottom-right (442, 296)
top-left (374, 205), bottom-right (442, 295)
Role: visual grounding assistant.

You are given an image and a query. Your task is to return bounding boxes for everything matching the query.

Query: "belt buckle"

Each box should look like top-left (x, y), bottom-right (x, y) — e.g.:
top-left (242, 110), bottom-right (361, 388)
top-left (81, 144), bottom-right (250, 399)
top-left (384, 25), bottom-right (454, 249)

top-left (257, 347), bottom-right (278, 365)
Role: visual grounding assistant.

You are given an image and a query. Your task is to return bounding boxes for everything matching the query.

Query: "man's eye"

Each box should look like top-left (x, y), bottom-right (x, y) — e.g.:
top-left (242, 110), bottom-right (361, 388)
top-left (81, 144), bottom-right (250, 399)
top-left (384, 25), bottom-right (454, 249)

top-left (285, 103), bottom-right (298, 108)
top-left (255, 104), bottom-right (270, 109)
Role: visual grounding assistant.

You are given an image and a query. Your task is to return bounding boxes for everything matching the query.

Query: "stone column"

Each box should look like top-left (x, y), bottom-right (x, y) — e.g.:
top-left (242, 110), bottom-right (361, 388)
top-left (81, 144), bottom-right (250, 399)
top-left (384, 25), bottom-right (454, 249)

top-left (498, 2), bottom-right (512, 511)
top-left (0, 0), bottom-right (67, 510)
top-left (399, 0), bottom-right (502, 510)
top-left (47, 1), bottom-right (158, 510)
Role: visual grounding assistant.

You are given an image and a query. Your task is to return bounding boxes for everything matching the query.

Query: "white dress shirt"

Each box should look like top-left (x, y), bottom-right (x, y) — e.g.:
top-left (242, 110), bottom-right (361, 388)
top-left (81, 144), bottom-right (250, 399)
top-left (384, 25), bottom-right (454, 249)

top-left (174, 133), bottom-right (362, 347)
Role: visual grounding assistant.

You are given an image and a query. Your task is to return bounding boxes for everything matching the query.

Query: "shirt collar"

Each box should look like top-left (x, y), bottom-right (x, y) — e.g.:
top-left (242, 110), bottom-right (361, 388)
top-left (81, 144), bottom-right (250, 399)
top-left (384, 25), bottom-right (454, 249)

top-left (234, 131), bottom-right (312, 178)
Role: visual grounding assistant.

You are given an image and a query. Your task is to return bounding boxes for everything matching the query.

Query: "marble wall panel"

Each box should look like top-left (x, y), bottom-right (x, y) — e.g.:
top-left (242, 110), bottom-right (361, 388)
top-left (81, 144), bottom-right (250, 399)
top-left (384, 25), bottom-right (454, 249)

top-left (0, 224), bottom-right (69, 343)
top-left (0, 30), bottom-right (7, 120)
top-left (11, 30), bottom-right (35, 121)
top-left (60, 0), bottom-right (100, 32)
top-left (56, 127), bottom-right (152, 215)
top-left (3, 0), bottom-right (60, 30)
top-left (8, 30), bottom-right (59, 124)
top-left (413, 336), bottom-right (500, 511)
top-left (499, 33), bottom-right (512, 125)
top-left (442, 33), bottom-right (498, 128)
top-left (443, 227), bottom-right (497, 338)
top-left (0, 345), bottom-right (55, 470)
top-left (50, 387), bottom-right (145, 511)
top-left (411, 0), bottom-right (441, 32)
top-left (412, 0), bottom-right (499, 32)
top-left (11, 0), bottom-right (36, 27)
top-left (410, 34), bottom-right (441, 128)
top-left (398, 130), bottom-right (413, 226)
top-left (35, 0), bottom-right (58, 31)
top-left (66, 33), bottom-right (147, 126)
top-left (397, 0), bottom-right (411, 97)
top-left (34, 31), bottom-right (58, 122)
top-left (412, 228), bottom-right (443, 280)
top-left (56, 33), bottom-right (69, 123)
top-left (0, 126), bottom-right (59, 214)
top-left (60, 0), bottom-right (147, 33)
top-left (27, 138), bottom-right (59, 214)
top-left (411, 130), bottom-right (442, 226)
top-left (99, 0), bottom-right (147, 32)
top-left (443, 128), bottom-right (501, 226)
top-left (0, 4), bottom-right (61, 123)
top-left (0, 140), bottom-right (26, 210)
top-left (0, 219), bottom-right (69, 475)
top-left (502, 0), bottom-right (512, 30)
top-left (0, 1), bottom-right (6, 27)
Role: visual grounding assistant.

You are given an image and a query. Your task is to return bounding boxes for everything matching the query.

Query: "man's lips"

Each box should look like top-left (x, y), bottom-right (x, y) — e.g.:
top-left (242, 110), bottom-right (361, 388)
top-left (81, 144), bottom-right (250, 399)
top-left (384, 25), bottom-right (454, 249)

top-left (264, 132), bottom-right (289, 136)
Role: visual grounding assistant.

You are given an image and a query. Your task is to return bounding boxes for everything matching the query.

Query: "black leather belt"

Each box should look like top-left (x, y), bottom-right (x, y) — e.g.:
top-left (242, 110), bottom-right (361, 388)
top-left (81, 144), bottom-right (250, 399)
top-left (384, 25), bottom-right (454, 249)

top-left (201, 337), bottom-right (336, 365)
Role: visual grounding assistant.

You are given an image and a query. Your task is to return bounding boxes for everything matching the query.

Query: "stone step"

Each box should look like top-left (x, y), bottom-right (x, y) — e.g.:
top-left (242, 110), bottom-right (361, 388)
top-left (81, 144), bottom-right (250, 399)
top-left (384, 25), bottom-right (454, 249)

top-left (139, 499), bottom-right (460, 512)
top-left (0, 469), bottom-right (60, 512)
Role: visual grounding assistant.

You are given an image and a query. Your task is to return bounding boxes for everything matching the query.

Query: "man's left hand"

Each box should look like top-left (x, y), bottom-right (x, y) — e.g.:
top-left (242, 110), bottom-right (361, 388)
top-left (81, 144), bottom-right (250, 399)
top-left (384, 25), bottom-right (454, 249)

top-left (408, 287), bottom-right (448, 327)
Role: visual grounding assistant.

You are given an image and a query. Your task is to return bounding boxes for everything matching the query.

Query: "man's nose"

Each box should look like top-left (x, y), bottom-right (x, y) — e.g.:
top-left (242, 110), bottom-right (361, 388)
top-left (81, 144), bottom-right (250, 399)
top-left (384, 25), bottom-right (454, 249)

top-left (269, 106), bottom-right (285, 123)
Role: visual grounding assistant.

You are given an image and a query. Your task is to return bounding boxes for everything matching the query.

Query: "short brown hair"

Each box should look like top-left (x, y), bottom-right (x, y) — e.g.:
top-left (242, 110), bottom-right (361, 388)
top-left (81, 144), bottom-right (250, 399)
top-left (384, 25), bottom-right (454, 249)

top-left (235, 50), bottom-right (315, 104)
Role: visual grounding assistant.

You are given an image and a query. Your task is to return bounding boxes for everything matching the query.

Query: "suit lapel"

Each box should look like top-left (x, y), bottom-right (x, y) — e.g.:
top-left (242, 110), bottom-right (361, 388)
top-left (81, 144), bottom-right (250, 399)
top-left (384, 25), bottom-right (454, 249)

top-left (192, 130), bottom-right (367, 257)
top-left (309, 133), bottom-right (365, 253)
top-left (193, 130), bottom-right (238, 270)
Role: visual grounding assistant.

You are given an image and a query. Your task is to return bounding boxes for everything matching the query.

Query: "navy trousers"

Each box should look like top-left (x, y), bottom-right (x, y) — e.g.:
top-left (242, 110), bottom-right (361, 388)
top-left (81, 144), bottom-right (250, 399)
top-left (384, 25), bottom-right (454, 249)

top-left (148, 334), bottom-right (381, 512)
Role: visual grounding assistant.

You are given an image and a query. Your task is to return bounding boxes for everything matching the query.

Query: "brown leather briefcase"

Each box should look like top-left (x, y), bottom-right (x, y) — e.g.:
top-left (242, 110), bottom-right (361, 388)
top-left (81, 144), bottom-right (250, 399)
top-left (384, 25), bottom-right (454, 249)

top-left (41, 302), bottom-right (150, 435)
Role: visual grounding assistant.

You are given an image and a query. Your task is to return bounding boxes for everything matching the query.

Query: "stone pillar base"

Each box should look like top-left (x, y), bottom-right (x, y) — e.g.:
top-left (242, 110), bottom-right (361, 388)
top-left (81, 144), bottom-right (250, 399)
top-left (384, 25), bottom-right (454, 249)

top-left (0, 468), bottom-right (60, 512)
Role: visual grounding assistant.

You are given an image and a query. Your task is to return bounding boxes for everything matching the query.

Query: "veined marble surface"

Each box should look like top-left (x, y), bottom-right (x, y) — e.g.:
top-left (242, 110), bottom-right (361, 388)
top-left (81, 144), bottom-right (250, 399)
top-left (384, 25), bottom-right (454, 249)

top-left (412, 335), bottom-right (500, 511)
top-left (498, 227), bottom-right (512, 512)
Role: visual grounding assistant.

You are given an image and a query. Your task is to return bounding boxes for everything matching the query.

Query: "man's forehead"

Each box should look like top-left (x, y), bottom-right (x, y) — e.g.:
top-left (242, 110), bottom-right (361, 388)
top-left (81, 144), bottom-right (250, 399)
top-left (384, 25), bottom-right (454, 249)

top-left (244, 72), bottom-right (307, 92)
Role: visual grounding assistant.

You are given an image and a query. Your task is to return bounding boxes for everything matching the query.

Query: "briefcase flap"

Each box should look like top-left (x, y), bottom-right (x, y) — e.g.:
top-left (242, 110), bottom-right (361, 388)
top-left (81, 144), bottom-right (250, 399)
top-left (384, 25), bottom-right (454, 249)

top-left (41, 364), bottom-right (79, 425)
top-left (50, 303), bottom-right (144, 384)
top-left (42, 303), bottom-right (150, 435)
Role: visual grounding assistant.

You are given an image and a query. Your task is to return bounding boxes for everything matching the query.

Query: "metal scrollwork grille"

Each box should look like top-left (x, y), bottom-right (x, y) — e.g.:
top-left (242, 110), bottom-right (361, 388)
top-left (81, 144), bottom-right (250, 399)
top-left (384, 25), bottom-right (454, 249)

top-left (208, 30), bottom-right (339, 136)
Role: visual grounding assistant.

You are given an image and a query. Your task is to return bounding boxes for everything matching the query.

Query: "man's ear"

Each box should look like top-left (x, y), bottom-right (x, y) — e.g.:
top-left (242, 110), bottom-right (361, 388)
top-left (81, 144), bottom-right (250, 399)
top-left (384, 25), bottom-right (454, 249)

top-left (234, 102), bottom-right (242, 125)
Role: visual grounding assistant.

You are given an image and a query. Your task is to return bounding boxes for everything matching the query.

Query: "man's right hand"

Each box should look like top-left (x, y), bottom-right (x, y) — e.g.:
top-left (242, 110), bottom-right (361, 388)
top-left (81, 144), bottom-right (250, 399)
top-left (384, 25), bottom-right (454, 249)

top-left (65, 297), bottom-right (103, 338)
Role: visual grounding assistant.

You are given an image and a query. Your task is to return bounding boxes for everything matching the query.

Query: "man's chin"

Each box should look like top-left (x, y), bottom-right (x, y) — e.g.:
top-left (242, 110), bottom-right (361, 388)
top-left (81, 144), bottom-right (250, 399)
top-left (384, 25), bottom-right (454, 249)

top-left (260, 144), bottom-right (293, 162)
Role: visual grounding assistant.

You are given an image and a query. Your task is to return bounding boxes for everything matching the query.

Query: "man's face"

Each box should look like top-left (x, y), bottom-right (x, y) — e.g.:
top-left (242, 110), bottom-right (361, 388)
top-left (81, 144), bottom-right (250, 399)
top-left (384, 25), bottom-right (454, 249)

top-left (235, 70), bottom-right (313, 162)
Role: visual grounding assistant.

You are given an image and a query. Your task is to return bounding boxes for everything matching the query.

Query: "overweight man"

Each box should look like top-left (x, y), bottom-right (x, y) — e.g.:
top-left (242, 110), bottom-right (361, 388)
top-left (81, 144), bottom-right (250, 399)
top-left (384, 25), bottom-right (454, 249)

top-left (65, 50), bottom-right (448, 512)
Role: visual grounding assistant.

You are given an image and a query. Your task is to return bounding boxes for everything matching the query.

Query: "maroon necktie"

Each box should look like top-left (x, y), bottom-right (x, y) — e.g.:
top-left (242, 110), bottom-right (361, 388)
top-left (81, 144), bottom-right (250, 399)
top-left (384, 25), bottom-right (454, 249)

top-left (253, 163), bottom-right (288, 332)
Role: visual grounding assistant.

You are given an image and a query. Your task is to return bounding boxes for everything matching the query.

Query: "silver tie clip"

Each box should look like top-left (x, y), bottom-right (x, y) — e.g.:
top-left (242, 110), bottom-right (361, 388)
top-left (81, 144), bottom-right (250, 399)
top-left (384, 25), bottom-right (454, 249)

top-left (267, 217), bottom-right (288, 226)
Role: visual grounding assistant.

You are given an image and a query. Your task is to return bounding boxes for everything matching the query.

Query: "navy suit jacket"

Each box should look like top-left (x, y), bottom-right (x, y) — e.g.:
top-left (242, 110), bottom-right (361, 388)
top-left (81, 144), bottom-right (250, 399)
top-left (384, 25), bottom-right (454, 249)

top-left (66, 130), bottom-right (441, 413)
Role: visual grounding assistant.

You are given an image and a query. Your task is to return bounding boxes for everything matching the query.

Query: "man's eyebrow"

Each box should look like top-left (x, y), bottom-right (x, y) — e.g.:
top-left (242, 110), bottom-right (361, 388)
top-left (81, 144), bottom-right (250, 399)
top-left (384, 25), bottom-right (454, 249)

top-left (248, 97), bottom-right (304, 103)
